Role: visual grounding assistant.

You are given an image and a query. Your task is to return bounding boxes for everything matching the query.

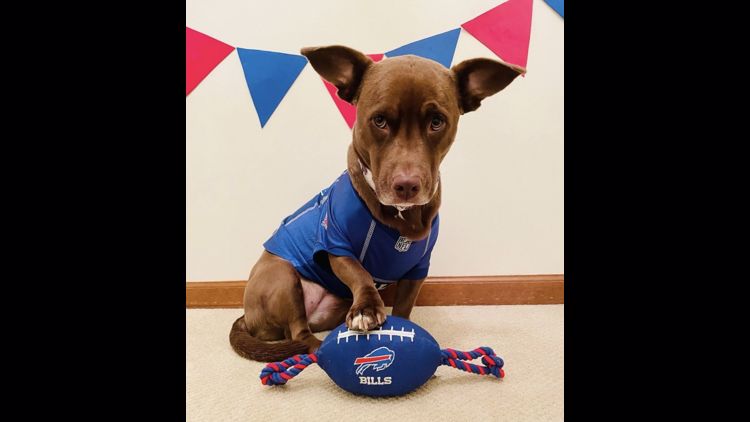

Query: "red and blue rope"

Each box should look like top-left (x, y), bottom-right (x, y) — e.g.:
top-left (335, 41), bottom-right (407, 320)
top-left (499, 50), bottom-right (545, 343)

top-left (259, 353), bottom-right (318, 386)
top-left (440, 346), bottom-right (505, 378)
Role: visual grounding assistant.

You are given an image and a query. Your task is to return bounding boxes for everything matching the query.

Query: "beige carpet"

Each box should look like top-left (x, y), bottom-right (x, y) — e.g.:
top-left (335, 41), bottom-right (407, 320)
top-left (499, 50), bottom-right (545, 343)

top-left (187, 305), bottom-right (563, 421)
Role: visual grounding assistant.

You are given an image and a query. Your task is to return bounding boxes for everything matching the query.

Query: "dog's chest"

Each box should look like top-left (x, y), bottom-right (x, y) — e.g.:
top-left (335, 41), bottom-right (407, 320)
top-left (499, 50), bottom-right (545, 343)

top-left (356, 223), bottom-right (431, 283)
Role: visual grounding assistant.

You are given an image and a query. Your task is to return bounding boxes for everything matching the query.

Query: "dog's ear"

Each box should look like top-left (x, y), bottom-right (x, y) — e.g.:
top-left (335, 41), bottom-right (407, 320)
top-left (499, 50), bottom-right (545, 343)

top-left (301, 46), bottom-right (373, 104)
top-left (451, 58), bottom-right (525, 113)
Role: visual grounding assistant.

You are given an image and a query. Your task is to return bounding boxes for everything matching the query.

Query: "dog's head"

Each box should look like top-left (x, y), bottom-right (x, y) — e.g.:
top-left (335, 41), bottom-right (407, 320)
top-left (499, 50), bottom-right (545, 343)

top-left (301, 45), bottom-right (524, 209)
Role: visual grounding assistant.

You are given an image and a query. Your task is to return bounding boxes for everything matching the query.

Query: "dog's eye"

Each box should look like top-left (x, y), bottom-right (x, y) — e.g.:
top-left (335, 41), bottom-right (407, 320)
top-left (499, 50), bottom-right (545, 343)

top-left (372, 115), bottom-right (387, 129)
top-left (430, 116), bottom-right (445, 131)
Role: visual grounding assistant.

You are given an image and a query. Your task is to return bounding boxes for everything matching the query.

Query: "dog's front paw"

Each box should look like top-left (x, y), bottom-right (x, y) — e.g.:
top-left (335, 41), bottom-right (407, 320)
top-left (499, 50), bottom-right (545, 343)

top-left (346, 297), bottom-right (386, 331)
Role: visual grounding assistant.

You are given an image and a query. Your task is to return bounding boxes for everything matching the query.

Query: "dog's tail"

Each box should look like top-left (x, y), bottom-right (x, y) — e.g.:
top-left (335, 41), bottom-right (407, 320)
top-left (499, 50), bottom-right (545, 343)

top-left (229, 316), bottom-right (309, 362)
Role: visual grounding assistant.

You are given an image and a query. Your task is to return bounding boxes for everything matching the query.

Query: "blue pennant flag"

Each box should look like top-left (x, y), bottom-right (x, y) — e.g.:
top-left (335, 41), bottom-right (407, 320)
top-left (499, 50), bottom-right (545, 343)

top-left (544, 0), bottom-right (563, 18)
top-left (237, 48), bottom-right (307, 128)
top-left (385, 28), bottom-right (461, 68)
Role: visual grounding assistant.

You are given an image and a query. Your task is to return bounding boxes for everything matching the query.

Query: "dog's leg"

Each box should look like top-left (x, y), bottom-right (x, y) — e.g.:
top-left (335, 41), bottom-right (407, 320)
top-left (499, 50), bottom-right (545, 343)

top-left (232, 252), bottom-right (321, 360)
top-left (281, 278), bottom-right (323, 353)
top-left (391, 278), bottom-right (425, 320)
top-left (329, 254), bottom-right (386, 331)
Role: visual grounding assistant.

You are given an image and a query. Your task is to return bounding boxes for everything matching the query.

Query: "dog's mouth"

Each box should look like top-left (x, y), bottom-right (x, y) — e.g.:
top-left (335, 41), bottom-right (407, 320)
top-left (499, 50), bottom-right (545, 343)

top-left (380, 201), bottom-right (418, 221)
top-left (374, 203), bottom-right (415, 215)
top-left (380, 201), bottom-right (418, 211)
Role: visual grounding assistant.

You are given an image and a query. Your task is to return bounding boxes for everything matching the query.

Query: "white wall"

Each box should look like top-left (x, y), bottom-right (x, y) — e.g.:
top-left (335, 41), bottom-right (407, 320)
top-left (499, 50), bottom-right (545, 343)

top-left (187, 0), bottom-right (563, 281)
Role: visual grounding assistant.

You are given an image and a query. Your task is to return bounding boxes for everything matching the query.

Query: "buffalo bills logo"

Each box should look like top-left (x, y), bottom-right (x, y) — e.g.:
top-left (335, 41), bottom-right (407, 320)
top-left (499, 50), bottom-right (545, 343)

top-left (354, 347), bottom-right (395, 375)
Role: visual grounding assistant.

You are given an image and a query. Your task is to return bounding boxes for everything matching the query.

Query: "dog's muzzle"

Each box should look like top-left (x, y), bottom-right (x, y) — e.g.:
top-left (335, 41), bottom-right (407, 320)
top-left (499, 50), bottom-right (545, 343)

top-left (357, 159), bottom-right (439, 212)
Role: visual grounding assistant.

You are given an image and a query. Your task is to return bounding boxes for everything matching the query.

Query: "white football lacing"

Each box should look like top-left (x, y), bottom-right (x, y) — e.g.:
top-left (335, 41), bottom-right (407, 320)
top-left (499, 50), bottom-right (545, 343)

top-left (336, 326), bottom-right (415, 344)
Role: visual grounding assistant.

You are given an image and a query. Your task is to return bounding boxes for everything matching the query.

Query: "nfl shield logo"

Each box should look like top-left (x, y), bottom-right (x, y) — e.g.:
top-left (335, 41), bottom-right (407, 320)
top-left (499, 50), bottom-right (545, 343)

top-left (394, 236), bottom-right (412, 252)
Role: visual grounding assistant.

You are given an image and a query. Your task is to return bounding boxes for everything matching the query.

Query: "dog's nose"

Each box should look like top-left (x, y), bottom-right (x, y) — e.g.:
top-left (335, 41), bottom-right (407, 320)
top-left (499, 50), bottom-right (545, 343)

top-left (393, 176), bottom-right (420, 201)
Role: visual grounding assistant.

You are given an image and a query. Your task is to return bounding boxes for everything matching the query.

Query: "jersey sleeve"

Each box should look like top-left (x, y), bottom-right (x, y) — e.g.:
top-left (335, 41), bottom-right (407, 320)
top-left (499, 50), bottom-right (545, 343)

top-left (402, 215), bottom-right (440, 280)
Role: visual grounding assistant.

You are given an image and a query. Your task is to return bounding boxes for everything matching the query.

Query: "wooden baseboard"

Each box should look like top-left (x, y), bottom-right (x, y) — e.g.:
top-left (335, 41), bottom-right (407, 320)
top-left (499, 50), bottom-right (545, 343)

top-left (186, 274), bottom-right (563, 308)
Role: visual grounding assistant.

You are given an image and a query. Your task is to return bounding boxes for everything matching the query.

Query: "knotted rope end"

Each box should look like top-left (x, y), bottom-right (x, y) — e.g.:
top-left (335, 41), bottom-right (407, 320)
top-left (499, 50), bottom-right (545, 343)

top-left (440, 347), bottom-right (505, 379)
top-left (259, 353), bottom-right (318, 386)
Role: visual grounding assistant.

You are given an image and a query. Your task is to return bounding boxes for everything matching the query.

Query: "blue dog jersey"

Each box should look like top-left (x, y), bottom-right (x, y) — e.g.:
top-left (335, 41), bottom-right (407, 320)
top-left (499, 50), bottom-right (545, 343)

top-left (263, 170), bottom-right (439, 299)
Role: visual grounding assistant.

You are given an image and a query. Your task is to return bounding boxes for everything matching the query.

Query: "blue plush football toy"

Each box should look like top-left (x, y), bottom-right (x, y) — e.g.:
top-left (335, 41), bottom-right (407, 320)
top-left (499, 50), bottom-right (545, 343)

top-left (259, 316), bottom-right (505, 396)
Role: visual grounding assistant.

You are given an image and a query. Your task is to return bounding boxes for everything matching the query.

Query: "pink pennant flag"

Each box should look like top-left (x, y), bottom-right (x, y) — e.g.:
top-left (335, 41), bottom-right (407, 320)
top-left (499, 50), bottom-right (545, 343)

top-left (461, 0), bottom-right (533, 69)
top-left (322, 54), bottom-right (384, 129)
top-left (186, 27), bottom-right (235, 95)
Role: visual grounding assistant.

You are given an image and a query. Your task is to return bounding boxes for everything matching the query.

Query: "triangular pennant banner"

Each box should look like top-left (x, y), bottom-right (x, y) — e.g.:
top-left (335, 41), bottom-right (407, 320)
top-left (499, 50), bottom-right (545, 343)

top-left (186, 27), bottom-right (235, 96)
top-left (544, 0), bottom-right (563, 18)
top-left (236, 49), bottom-right (307, 128)
top-left (461, 0), bottom-right (533, 69)
top-left (384, 28), bottom-right (461, 68)
top-left (322, 54), bottom-right (384, 129)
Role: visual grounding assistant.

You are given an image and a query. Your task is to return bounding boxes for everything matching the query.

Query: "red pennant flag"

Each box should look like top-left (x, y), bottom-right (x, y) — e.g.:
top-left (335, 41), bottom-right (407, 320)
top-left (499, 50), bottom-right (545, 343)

top-left (322, 54), bottom-right (384, 129)
top-left (461, 0), bottom-right (533, 69)
top-left (186, 27), bottom-right (235, 96)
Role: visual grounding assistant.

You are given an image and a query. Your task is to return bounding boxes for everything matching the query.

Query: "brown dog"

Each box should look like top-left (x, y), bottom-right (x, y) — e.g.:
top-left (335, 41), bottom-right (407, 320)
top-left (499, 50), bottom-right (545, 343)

top-left (230, 45), bottom-right (524, 362)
